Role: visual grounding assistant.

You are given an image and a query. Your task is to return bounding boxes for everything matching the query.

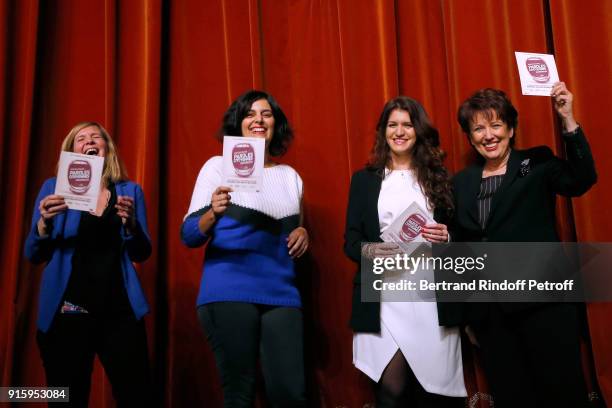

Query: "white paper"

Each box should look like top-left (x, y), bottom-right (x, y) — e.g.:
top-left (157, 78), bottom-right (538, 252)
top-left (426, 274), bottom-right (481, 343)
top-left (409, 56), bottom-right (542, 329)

top-left (381, 201), bottom-right (435, 255)
top-left (222, 136), bottom-right (265, 192)
top-left (515, 51), bottom-right (560, 96)
top-left (54, 152), bottom-right (104, 212)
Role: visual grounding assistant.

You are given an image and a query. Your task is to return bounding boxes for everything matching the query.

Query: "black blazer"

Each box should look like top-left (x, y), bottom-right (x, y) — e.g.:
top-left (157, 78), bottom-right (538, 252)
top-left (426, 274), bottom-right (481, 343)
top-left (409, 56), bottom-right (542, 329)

top-left (447, 127), bottom-right (597, 324)
top-left (343, 167), bottom-right (450, 333)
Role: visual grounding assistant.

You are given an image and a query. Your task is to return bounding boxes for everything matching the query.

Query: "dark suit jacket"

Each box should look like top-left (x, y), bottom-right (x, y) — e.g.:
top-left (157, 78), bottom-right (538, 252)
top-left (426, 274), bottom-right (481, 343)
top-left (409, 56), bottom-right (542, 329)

top-left (446, 127), bottom-right (597, 325)
top-left (343, 167), bottom-right (450, 333)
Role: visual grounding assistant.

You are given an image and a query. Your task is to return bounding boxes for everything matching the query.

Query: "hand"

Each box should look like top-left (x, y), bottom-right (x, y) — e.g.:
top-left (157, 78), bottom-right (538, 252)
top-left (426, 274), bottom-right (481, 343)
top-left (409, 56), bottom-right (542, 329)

top-left (116, 196), bottom-right (136, 231)
top-left (422, 223), bottom-right (449, 243)
top-left (287, 227), bottom-right (309, 258)
top-left (37, 194), bottom-right (67, 235)
top-left (362, 242), bottom-right (403, 259)
top-left (551, 82), bottom-right (578, 131)
top-left (211, 186), bottom-right (233, 217)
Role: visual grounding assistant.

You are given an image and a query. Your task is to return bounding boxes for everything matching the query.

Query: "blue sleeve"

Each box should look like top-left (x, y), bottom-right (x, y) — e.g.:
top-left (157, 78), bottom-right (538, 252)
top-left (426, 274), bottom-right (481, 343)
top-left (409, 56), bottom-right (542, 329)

top-left (122, 183), bottom-right (152, 263)
top-left (180, 208), bottom-right (210, 248)
top-left (24, 179), bottom-right (56, 264)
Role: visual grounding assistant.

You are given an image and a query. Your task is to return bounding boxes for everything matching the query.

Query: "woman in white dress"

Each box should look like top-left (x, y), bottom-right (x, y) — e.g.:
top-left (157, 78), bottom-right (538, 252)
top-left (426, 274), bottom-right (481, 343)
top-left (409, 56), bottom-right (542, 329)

top-left (344, 96), bottom-right (467, 407)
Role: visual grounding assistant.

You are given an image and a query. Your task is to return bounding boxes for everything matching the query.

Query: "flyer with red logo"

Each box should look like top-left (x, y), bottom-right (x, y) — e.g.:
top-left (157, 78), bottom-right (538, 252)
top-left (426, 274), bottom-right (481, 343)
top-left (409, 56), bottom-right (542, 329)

top-left (222, 136), bottom-right (265, 192)
top-left (380, 201), bottom-right (434, 253)
top-left (54, 151), bottom-right (104, 212)
top-left (515, 52), bottom-right (560, 96)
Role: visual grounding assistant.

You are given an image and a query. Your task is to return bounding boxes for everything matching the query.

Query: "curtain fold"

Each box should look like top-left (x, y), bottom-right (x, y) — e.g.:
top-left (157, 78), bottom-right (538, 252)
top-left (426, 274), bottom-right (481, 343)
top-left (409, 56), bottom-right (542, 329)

top-left (1, 1), bottom-right (610, 406)
top-left (549, 1), bottom-right (612, 405)
top-left (0, 0), bottom-right (40, 389)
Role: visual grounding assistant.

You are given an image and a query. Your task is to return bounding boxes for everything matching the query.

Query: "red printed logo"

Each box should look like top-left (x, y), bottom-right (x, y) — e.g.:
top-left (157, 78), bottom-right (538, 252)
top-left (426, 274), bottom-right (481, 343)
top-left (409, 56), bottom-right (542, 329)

top-left (67, 160), bottom-right (92, 195)
top-left (399, 213), bottom-right (427, 242)
top-left (525, 57), bottom-right (550, 83)
top-left (232, 143), bottom-right (256, 177)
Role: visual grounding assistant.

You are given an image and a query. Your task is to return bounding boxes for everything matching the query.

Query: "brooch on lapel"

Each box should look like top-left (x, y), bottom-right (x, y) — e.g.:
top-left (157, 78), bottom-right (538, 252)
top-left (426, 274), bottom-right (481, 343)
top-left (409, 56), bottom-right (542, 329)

top-left (519, 158), bottom-right (531, 177)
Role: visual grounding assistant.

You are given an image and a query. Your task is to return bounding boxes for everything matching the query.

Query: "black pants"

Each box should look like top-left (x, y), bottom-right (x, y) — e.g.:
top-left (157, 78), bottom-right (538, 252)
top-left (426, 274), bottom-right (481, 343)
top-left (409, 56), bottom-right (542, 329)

top-left (198, 302), bottom-right (306, 407)
top-left (472, 303), bottom-right (589, 408)
top-left (36, 313), bottom-right (151, 408)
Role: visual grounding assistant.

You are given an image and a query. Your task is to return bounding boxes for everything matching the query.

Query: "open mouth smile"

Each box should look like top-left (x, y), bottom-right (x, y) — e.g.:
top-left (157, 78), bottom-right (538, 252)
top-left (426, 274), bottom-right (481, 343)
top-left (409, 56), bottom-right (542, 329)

top-left (250, 126), bottom-right (267, 136)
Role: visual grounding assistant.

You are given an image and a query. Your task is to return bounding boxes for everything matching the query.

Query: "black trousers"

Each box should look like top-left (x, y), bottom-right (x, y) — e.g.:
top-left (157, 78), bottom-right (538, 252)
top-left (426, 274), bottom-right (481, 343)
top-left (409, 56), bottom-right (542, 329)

top-left (36, 313), bottom-right (151, 408)
top-left (198, 302), bottom-right (306, 407)
top-left (472, 303), bottom-right (589, 408)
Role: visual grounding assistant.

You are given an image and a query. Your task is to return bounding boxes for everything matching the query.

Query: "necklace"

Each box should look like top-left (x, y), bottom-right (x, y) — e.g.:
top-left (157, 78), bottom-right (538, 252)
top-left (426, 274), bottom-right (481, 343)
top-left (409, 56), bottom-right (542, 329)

top-left (89, 189), bottom-right (110, 216)
top-left (395, 169), bottom-right (411, 178)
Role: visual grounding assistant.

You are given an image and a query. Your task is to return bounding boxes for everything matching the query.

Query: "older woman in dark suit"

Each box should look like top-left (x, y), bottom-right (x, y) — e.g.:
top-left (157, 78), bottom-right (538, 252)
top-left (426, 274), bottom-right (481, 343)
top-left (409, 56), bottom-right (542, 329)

top-left (451, 83), bottom-right (596, 408)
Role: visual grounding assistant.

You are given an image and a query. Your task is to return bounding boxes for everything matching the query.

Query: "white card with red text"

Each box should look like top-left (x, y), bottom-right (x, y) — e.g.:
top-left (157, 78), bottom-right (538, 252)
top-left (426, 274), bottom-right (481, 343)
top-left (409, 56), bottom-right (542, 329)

top-left (381, 201), bottom-right (434, 246)
top-left (54, 152), bottom-right (104, 212)
top-left (222, 136), bottom-right (265, 192)
top-left (515, 52), bottom-right (560, 96)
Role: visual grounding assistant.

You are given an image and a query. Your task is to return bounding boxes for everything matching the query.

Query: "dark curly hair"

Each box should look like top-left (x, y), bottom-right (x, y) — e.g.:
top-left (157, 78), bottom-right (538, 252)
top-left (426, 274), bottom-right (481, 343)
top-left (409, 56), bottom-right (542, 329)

top-left (368, 96), bottom-right (454, 216)
top-left (457, 88), bottom-right (518, 147)
top-left (217, 90), bottom-right (293, 157)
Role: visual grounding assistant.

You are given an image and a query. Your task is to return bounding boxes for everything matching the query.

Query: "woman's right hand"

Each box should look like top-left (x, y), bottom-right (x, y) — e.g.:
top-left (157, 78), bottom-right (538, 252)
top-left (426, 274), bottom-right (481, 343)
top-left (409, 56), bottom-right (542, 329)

top-left (211, 186), bottom-right (233, 217)
top-left (37, 194), bottom-right (67, 236)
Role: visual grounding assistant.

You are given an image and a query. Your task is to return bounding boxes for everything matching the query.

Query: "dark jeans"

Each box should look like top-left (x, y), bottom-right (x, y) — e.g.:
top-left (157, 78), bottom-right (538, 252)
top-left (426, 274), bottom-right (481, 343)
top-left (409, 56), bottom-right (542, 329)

top-left (198, 302), bottom-right (306, 407)
top-left (36, 313), bottom-right (151, 408)
top-left (472, 303), bottom-right (589, 408)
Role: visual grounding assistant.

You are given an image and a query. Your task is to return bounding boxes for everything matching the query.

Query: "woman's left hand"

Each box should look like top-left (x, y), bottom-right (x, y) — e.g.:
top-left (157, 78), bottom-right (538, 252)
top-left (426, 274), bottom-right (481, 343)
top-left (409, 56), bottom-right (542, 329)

top-left (287, 227), bottom-right (309, 258)
top-left (422, 223), bottom-right (449, 243)
top-left (116, 196), bottom-right (136, 232)
top-left (551, 82), bottom-right (578, 131)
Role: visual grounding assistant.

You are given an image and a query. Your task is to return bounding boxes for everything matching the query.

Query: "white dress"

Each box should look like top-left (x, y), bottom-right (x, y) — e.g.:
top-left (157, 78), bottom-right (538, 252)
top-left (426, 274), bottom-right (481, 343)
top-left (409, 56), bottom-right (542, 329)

top-left (352, 169), bottom-right (467, 397)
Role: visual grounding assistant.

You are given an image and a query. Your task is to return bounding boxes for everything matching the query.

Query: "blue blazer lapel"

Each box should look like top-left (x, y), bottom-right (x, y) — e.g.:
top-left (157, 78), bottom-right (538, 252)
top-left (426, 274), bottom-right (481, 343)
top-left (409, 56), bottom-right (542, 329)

top-left (62, 209), bottom-right (82, 237)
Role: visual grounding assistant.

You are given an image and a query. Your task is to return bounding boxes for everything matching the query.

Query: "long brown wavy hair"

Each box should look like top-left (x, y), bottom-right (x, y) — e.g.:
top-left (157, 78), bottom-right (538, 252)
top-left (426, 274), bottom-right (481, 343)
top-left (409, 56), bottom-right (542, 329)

top-left (368, 96), bottom-right (453, 216)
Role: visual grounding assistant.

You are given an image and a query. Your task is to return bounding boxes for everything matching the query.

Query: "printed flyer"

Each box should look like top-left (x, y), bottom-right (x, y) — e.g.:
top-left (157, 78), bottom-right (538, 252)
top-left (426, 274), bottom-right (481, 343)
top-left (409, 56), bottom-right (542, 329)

top-left (222, 136), bottom-right (265, 192)
top-left (54, 151), bottom-right (104, 212)
top-left (515, 51), bottom-right (560, 96)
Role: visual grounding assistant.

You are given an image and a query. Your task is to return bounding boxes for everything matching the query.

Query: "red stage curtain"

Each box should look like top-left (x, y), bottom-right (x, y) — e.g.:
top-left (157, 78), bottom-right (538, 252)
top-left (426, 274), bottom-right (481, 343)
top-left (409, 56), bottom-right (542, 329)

top-left (549, 1), bottom-right (612, 405)
top-left (1, 1), bottom-right (610, 406)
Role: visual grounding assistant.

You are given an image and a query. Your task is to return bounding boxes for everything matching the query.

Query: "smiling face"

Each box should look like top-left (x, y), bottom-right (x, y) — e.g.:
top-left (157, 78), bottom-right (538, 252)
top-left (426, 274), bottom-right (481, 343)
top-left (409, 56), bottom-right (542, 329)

top-left (385, 109), bottom-right (416, 163)
top-left (241, 98), bottom-right (275, 144)
top-left (468, 110), bottom-right (513, 164)
top-left (72, 125), bottom-right (107, 157)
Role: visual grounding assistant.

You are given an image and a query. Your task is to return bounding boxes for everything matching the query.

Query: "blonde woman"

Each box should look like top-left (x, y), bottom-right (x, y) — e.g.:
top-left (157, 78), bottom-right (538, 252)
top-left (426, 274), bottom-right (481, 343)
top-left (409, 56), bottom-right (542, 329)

top-left (25, 122), bottom-right (152, 407)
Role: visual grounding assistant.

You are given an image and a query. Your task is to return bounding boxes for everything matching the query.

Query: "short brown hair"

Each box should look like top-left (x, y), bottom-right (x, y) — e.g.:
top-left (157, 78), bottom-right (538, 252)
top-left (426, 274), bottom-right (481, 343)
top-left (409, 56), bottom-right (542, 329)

top-left (217, 90), bottom-right (293, 157)
top-left (457, 88), bottom-right (518, 146)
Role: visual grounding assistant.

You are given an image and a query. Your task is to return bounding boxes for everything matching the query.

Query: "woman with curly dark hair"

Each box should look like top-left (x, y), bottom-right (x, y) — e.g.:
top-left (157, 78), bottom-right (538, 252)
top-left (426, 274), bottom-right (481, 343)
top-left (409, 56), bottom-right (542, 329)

top-left (181, 90), bottom-right (308, 406)
top-left (344, 97), bottom-right (466, 407)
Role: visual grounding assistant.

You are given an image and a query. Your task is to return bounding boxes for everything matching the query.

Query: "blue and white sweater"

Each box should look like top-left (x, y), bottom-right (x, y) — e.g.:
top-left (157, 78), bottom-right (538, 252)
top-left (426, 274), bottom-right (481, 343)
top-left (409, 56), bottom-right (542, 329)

top-left (181, 156), bottom-right (303, 307)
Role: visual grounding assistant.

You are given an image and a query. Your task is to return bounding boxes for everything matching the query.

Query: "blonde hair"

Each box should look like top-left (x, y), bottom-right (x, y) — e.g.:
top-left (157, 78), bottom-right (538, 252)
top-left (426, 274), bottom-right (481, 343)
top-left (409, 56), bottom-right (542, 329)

top-left (59, 121), bottom-right (128, 185)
